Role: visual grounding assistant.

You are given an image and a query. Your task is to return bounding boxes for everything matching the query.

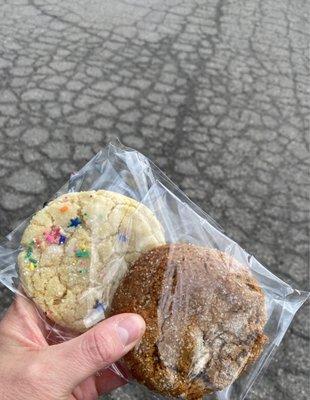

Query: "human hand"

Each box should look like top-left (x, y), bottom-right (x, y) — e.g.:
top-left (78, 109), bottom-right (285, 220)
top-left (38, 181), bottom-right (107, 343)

top-left (0, 294), bottom-right (145, 400)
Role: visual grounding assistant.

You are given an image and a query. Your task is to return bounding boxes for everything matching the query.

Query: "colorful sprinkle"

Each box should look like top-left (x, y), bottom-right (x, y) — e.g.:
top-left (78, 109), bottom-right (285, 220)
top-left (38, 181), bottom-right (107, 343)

top-left (33, 238), bottom-right (42, 248)
top-left (25, 244), bottom-right (38, 264)
top-left (59, 205), bottom-right (69, 212)
top-left (78, 268), bottom-right (88, 274)
top-left (118, 233), bottom-right (128, 242)
top-left (58, 234), bottom-right (66, 245)
top-left (68, 217), bottom-right (82, 228)
top-left (28, 262), bottom-right (36, 271)
top-left (44, 226), bottom-right (61, 244)
top-left (25, 247), bottom-right (32, 259)
top-left (75, 248), bottom-right (90, 258)
top-left (93, 300), bottom-right (106, 313)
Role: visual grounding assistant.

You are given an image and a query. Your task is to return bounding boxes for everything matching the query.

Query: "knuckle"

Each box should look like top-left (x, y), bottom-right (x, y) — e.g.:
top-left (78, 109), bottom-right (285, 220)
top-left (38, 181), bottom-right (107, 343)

top-left (25, 359), bottom-right (50, 386)
top-left (20, 360), bottom-right (49, 396)
top-left (25, 360), bottom-right (44, 384)
top-left (21, 358), bottom-right (60, 400)
top-left (83, 329), bottom-right (118, 366)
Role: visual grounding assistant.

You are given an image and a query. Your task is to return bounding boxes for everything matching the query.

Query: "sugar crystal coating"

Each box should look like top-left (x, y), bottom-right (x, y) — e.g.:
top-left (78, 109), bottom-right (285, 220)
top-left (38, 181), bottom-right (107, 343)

top-left (109, 243), bottom-right (267, 399)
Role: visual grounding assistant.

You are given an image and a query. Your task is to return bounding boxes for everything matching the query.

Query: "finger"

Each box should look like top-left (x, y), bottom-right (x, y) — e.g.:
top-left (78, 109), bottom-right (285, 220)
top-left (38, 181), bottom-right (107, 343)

top-left (0, 294), bottom-right (47, 347)
top-left (47, 313), bottom-right (145, 390)
top-left (95, 367), bottom-right (127, 394)
top-left (111, 360), bottom-right (132, 380)
top-left (72, 376), bottom-right (98, 400)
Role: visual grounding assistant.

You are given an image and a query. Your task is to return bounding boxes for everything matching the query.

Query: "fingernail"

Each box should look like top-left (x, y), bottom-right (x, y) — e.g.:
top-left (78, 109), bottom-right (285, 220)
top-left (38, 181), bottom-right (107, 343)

top-left (116, 315), bottom-right (145, 346)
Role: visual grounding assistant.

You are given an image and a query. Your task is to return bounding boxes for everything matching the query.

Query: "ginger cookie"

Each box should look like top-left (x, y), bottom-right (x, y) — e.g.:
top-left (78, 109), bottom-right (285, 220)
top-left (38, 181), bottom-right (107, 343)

top-left (109, 243), bottom-right (267, 399)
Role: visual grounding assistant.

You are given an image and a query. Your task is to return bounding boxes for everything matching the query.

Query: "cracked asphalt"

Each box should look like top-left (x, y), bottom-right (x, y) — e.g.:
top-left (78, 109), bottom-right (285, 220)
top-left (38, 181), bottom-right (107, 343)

top-left (0, 0), bottom-right (309, 399)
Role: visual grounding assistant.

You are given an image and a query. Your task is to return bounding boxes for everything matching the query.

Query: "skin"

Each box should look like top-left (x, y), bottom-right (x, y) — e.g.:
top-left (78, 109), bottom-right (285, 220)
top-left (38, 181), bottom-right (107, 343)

top-left (0, 295), bottom-right (145, 400)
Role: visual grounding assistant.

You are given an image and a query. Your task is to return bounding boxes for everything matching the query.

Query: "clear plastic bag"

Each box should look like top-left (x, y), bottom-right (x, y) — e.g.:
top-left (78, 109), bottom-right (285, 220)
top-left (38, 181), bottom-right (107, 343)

top-left (0, 142), bottom-right (308, 400)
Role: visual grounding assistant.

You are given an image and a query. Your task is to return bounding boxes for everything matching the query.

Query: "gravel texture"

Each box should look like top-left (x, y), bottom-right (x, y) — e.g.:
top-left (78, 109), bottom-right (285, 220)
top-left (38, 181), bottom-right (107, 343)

top-left (0, 0), bottom-right (309, 399)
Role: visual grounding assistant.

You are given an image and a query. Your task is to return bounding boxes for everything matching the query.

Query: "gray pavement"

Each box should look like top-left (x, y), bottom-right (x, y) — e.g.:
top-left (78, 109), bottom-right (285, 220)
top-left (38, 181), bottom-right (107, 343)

top-left (0, 0), bottom-right (309, 399)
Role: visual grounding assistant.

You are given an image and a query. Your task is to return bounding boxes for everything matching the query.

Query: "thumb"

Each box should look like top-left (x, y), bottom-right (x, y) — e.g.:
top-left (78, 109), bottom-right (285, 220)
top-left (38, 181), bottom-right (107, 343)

top-left (46, 313), bottom-right (145, 390)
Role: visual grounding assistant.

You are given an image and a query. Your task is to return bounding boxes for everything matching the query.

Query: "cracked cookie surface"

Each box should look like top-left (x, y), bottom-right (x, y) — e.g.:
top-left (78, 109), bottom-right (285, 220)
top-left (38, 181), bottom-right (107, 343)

top-left (18, 190), bottom-right (165, 332)
top-left (109, 243), bottom-right (267, 399)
